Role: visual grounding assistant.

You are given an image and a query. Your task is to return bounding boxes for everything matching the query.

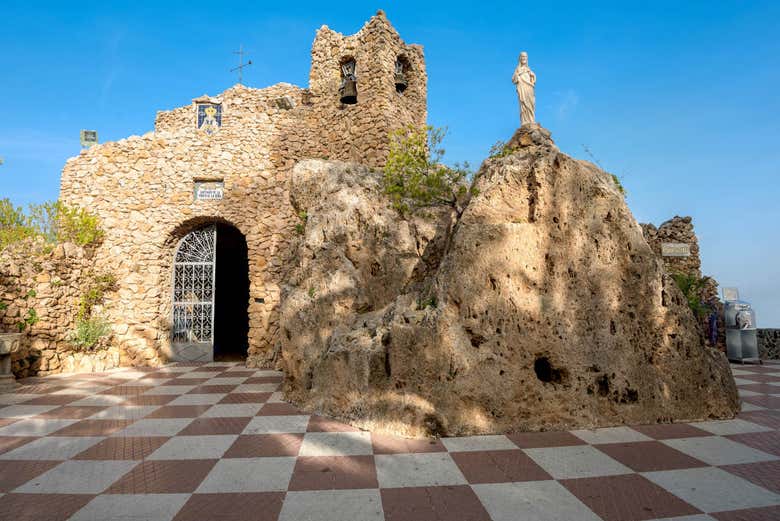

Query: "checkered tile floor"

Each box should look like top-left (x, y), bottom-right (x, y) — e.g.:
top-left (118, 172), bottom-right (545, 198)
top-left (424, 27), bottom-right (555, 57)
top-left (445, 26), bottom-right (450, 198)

top-left (0, 361), bottom-right (779, 521)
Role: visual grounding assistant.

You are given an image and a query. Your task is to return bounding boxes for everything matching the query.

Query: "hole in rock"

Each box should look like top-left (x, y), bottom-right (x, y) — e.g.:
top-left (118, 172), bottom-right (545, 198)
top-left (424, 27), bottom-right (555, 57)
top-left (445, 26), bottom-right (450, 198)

top-left (534, 356), bottom-right (566, 384)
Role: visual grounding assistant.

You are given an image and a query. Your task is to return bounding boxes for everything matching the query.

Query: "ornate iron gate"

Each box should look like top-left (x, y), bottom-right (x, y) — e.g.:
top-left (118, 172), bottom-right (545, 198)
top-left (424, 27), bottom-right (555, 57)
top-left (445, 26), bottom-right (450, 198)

top-left (172, 225), bottom-right (217, 349)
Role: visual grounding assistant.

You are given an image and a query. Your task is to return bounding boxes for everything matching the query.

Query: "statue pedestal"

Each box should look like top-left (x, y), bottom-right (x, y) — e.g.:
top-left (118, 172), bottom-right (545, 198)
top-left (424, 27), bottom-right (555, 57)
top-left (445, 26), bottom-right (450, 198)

top-left (508, 124), bottom-right (554, 149)
top-left (0, 333), bottom-right (21, 392)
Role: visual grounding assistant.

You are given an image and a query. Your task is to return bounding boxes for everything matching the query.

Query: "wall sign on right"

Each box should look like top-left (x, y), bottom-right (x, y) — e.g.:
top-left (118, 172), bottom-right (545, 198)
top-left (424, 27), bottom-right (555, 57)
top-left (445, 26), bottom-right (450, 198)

top-left (661, 242), bottom-right (691, 257)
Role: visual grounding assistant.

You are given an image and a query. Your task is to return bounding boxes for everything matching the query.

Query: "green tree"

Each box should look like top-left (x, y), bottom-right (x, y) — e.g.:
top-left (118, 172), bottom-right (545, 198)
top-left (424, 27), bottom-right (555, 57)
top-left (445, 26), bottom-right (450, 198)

top-left (383, 125), bottom-right (474, 215)
top-left (671, 272), bottom-right (711, 318)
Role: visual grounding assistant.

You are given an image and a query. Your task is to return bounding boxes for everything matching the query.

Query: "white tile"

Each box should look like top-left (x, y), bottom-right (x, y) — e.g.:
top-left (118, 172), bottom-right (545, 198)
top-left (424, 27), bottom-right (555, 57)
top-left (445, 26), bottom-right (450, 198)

top-left (644, 467), bottom-right (780, 513)
top-left (0, 405), bottom-right (59, 418)
top-left (202, 403), bottom-right (263, 417)
top-left (741, 402), bottom-right (766, 412)
top-left (112, 418), bottom-right (193, 437)
top-left (571, 426), bottom-right (653, 444)
top-left (733, 377), bottom-right (759, 385)
top-left (693, 419), bottom-right (773, 436)
top-left (148, 435), bottom-right (237, 460)
top-left (737, 389), bottom-right (762, 397)
top-left (235, 383), bottom-right (279, 393)
top-left (645, 516), bottom-right (717, 521)
top-left (206, 377), bottom-right (247, 385)
top-left (69, 494), bottom-right (190, 521)
top-left (268, 392), bottom-right (286, 403)
top-left (243, 415), bottom-right (310, 434)
top-left (0, 436), bottom-right (104, 460)
top-left (143, 385), bottom-right (197, 395)
top-left (662, 436), bottom-right (778, 466)
top-left (0, 418), bottom-right (78, 436)
top-left (196, 457), bottom-right (296, 492)
top-left (524, 445), bottom-right (632, 479)
top-left (184, 371), bottom-right (218, 379)
top-left (70, 395), bottom-right (127, 406)
top-left (88, 405), bottom-right (160, 420)
top-left (279, 489), bottom-right (384, 521)
top-left (168, 393), bottom-right (226, 406)
top-left (473, 481), bottom-right (602, 521)
top-left (375, 453), bottom-right (466, 488)
top-left (441, 435), bottom-right (517, 452)
top-left (252, 370), bottom-right (283, 377)
top-left (157, 365), bottom-right (193, 373)
top-left (299, 432), bottom-right (373, 456)
top-left (15, 460), bottom-right (138, 494)
top-left (0, 394), bottom-right (40, 405)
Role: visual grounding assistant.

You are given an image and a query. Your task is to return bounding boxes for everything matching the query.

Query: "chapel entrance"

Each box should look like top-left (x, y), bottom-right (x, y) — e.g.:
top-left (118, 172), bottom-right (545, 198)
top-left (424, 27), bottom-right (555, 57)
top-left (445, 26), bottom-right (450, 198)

top-left (171, 223), bottom-right (249, 362)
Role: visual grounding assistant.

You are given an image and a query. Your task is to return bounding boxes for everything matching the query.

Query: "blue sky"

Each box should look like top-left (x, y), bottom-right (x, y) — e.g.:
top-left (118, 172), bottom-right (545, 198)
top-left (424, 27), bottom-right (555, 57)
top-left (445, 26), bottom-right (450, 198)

top-left (1, 1), bottom-right (779, 325)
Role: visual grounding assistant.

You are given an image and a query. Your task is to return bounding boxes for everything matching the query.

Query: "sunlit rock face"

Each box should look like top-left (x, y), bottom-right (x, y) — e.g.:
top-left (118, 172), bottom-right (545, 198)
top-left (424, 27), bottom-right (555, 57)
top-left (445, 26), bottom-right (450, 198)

top-left (279, 128), bottom-right (739, 438)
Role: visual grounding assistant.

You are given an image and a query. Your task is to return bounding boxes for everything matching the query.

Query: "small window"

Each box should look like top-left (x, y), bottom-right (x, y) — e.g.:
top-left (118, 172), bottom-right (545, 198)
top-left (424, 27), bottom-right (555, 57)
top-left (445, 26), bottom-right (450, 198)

top-left (339, 58), bottom-right (357, 104)
top-left (395, 57), bottom-right (410, 93)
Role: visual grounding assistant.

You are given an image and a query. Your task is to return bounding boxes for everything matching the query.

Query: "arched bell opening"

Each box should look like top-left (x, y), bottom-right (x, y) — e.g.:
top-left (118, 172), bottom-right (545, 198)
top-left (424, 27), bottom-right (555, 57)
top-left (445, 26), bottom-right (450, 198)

top-left (339, 57), bottom-right (358, 104)
top-left (170, 221), bottom-right (249, 362)
top-left (395, 55), bottom-right (410, 94)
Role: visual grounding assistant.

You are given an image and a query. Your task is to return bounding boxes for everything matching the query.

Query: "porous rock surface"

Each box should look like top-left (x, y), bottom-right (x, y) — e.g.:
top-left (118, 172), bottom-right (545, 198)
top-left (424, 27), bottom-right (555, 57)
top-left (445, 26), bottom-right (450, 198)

top-left (280, 128), bottom-right (739, 437)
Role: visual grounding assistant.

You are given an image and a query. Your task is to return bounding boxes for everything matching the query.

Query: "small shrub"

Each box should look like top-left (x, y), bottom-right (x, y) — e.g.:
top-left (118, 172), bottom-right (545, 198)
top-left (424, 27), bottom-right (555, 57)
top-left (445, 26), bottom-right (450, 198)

top-left (611, 174), bottom-right (626, 195)
top-left (0, 199), bottom-right (104, 250)
top-left (68, 316), bottom-right (111, 350)
top-left (488, 140), bottom-right (517, 159)
top-left (671, 272), bottom-right (711, 319)
top-left (295, 211), bottom-right (308, 235)
top-left (308, 287), bottom-right (317, 299)
top-left (382, 125), bottom-right (475, 215)
top-left (416, 295), bottom-right (437, 310)
top-left (77, 272), bottom-right (117, 321)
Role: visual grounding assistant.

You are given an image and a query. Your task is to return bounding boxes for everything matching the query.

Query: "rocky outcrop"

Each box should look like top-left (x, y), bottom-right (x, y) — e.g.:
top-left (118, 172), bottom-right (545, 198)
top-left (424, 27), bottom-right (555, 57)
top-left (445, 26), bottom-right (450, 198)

top-left (758, 329), bottom-right (780, 360)
top-left (280, 127), bottom-right (739, 437)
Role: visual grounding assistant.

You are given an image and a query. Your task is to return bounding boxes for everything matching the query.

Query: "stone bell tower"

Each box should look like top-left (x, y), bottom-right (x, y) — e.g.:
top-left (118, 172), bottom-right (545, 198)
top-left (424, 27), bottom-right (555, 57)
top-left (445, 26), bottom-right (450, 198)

top-left (305, 10), bottom-right (427, 167)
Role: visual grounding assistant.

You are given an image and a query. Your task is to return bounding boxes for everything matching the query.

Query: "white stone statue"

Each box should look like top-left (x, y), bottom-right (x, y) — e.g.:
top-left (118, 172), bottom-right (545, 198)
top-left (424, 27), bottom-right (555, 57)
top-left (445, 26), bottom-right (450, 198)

top-left (512, 51), bottom-right (536, 126)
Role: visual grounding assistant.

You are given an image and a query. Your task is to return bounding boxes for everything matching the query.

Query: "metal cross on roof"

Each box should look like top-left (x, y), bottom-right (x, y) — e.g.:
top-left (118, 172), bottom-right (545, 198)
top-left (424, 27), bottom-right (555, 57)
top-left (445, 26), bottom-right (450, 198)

top-left (231, 44), bottom-right (253, 85)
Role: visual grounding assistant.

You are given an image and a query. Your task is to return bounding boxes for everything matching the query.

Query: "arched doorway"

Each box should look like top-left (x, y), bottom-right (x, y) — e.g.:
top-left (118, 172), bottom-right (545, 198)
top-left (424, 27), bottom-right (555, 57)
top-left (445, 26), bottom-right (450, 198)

top-left (171, 223), bottom-right (249, 362)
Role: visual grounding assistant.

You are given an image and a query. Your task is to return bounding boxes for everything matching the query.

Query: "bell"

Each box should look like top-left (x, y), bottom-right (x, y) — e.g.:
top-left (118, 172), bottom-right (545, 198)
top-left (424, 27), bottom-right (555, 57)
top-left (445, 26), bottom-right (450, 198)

top-left (339, 78), bottom-right (358, 104)
top-left (394, 72), bottom-right (408, 93)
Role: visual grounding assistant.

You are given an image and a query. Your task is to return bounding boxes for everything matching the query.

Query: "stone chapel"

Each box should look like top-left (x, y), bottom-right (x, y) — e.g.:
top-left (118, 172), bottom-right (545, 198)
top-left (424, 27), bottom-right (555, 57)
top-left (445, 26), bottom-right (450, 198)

top-left (59, 11), bottom-right (426, 366)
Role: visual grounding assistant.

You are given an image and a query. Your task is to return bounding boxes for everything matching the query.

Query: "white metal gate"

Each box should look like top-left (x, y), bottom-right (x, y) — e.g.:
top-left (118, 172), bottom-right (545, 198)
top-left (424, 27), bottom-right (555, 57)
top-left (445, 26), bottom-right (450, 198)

top-left (171, 225), bottom-right (217, 358)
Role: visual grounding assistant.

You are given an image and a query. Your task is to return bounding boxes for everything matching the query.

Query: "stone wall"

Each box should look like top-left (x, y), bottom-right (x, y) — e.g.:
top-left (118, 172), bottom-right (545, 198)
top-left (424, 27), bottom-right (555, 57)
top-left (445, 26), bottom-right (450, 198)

top-left (0, 241), bottom-right (120, 377)
top-left (758, 329), bottom-right (780, 360)
top-left (58, 11), bottom-right (426, 368)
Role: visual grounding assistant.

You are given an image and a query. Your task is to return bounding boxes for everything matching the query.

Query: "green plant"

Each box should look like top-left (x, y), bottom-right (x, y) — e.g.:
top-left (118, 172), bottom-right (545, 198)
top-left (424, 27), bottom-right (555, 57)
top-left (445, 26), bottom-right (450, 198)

top-left (0, 199), bottom-right (104, 250)
top-left (308, 287), bottom-right (317, 299)
top-left (416, 295), bottom-right (438, 310)
top-left (671, 272), bottom-right (711, 319)
top-left (611, 174), bottom-right (626, 195)
top-left (487, 140), bottom-right (517, 159)
top-left (382, 125), bottom-right (475, 215)
top-left (68, 315), bottom-right (111, 350)
top-left (295, 210), bottom-right (308, 235)
top-left (77, 272), bottom-right (117, 321)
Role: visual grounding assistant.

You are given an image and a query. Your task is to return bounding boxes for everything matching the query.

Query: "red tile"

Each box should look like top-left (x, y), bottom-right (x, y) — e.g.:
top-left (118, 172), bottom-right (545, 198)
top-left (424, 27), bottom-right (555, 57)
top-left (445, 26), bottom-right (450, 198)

top-left (741, 395), bottom-right (780, 409)
top-left (371, 433), bottom-right (446, 454)
top-left (561, 474), bottom-right (700, 521)
top-left (506, 431), bottom-right (587, 448)
top-left (20, 394), bottom-right (82, 405)
top-left (307, 414), bottom-right (360, 432)
top-left (721, 460), bottom-right (780, 494)
top-left (178, 417), bottom-right (251, 435)
top-left (596, 441), bottom-right (707, 472)
top-left (73, 436), bottom-right (170, 460)
top-left (0, 493), bottom-right (94, 521)
top-left (218, 392), bottom-right (271, 404)
top-left (245, 376), bottom-right (283, 384)
top-left (630, 423), bottom-right (712, 440)
top-left (173, 492), bottom-right (285, 521)
top-left (451, 449), bottom-right (551, 483)
top-left (35, 406), bottom-right (107, 419)
top-left (223, 434), bottom-right (304, 457)
top-left (105, 459), bottom-right (218, 493)
top-left (737, 410), bottom-right (780, 430)
top-left (381, 485), bottom-right (492, 521)
top-left (0, 418), bottom-right (18, 428)
top-left (187, 384), bottom-right (237, 394)
top-left (50, 419), bottom-right (133, 436)
top-left (288, 456), bottom-right (378, 490)
top-left (145, 405), bottom-right (212, 418)
top-left (737, 374), bottom-right (780, 383)
top-left (0, 460), bottom-right (60, 492)
top-left (99, 385), bottom-right (151, 396)
top-left (219, 370), bottom-right (255, 377)
top-left (169, 378), bottom-right (211, 385)
top-left (257, 402), bottom-right (304, 416)
top-left (712, 505), bottom-right (780, 521)
top-left (124, 394), bottom-right (177, 406)
top-left (0, 436), bottom-right (36, 455)
top-left (726, 431), bottom-right (780, 457)
top-left (737, 383), bottom-right (779, 394)
top-left (14, 384), bottom-right (66, 394)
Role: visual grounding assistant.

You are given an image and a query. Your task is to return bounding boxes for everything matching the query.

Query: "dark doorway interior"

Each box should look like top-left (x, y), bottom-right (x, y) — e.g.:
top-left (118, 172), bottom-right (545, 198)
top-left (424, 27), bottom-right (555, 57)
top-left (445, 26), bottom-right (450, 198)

top-left (213, 223), bottom-right (249, 361)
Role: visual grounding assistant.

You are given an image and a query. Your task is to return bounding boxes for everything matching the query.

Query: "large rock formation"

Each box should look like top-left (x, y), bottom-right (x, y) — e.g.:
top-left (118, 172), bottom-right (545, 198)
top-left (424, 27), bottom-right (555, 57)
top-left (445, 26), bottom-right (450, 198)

top-left (280, 127), bottom-right (739, 437)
